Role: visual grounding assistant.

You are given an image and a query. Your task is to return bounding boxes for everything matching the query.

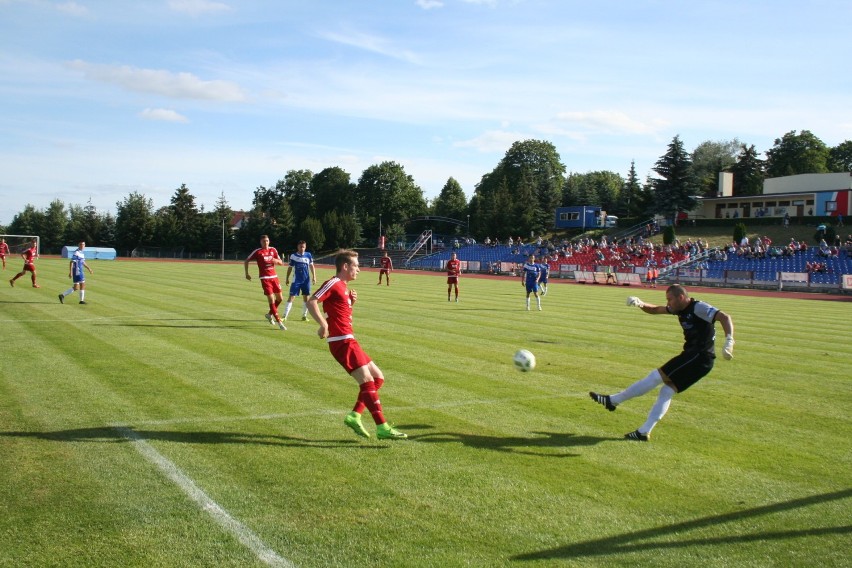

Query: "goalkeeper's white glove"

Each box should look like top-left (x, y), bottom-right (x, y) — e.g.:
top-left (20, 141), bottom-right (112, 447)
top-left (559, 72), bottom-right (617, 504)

top-left (626, 296), bottom-right (645, 308)
top-left (723, 335), bottom-right (735, 360)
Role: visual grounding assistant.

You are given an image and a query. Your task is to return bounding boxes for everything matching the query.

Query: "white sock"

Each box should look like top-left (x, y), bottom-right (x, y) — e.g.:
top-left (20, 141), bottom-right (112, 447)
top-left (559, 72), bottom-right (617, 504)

top-left (639, 384), bottom-right (676, 434)
top-left (79, 290), bottom-right (85, 301)
top-left (525, 298), bottom-right (530, 309)
top-left (301, 301), bottom-right (308, 317)
top-left (611, 369), bottom-right (663, 405)
top-left (284, 301), bottom-right (293, 318)
top-left (536, 296), bottom-right (541, 309)
top-left (63, 288), bottom-right (74, 296)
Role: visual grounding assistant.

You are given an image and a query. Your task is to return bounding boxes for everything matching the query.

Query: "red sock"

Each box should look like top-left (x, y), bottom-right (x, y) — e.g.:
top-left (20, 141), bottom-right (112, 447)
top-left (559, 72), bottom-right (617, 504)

top-left (354, 377), bottom-right (383, 414)
top-left (358, 381), bottom-right (385, 425)
top-left (268, 301), bottom-right (280, 320)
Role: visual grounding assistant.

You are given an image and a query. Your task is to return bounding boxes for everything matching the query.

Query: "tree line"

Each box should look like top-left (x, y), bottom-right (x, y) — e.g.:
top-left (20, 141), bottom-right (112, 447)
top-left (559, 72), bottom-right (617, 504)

top-left (3, 130), bottom-right (849, 255)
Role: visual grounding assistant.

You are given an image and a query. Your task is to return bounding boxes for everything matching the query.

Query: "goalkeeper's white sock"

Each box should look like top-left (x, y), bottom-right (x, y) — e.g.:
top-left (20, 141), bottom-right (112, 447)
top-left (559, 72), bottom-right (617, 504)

top-left (639, 384), bottom-right (676, 434)
top-left (611, 369), bottom-right (663, 404)
top-left (283, 301), bottom-right (293, 318)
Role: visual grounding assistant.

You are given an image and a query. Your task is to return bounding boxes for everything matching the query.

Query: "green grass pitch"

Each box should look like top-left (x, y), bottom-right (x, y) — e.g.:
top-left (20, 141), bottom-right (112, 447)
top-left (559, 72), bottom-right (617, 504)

top-left (1, 258), bottom-right (850, 567)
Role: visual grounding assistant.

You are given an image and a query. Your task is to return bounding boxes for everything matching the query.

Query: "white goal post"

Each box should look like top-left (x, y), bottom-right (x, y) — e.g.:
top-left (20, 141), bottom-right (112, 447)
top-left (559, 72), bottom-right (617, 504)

top-left (0, 234), bottom-right (40, 256)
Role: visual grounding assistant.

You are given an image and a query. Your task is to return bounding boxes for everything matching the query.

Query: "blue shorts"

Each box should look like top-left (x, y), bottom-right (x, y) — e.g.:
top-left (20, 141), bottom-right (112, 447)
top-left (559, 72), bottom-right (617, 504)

top-left (289, 281), bottom-right (311, 297)
top-left (73, 274), bottom-right (85, 284)
top-left (525, 282), bottom-right (539, 294)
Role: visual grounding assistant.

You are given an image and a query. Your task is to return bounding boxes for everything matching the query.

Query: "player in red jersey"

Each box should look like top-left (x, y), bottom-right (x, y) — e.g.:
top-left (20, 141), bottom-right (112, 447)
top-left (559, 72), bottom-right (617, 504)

top-left (377, 250), bottom-right (392, 286)
top-left (244, 235), bottom-right (286, 330)
top-left (307, 249), bottom-right (407, 440)
top-left (0, 238), bottom-right (9, 269)
top-left (446, 251), bottom-right (461, 302)
top-left (9, 239), bottom-right (39, 288)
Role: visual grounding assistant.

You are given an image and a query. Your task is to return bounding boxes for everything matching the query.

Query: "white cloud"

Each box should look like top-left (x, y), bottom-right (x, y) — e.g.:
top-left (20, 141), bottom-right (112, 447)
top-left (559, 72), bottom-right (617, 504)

top-left (453, 130), bottom-right (528, 153)
top-left (318, 30), bottom-right (422, 65)
top-left (168, 0), bottom-right (231, 16)
top-left (66, 60), bottom-right (248, 102)
top-left (553, 110), bottom-right (668, 136)
top-left (416, 0), bottom-right (444, 9)
top-left (139, 108), bottom-right (189, 123)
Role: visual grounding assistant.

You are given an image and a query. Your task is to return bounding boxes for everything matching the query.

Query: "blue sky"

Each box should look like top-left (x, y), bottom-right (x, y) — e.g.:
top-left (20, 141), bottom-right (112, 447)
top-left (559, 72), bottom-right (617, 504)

top-left (1, 0), bottom-right (850, 225)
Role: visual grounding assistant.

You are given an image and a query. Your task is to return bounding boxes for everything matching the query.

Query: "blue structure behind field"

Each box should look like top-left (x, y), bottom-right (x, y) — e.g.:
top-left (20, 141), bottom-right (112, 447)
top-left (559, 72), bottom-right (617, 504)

top-left (61, 246), bottom-right (117, 260)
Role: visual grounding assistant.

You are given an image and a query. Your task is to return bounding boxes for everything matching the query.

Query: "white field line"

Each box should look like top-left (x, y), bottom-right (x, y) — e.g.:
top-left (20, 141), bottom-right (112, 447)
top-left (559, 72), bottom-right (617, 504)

top-left (114, 426), bottom-right (294, 568)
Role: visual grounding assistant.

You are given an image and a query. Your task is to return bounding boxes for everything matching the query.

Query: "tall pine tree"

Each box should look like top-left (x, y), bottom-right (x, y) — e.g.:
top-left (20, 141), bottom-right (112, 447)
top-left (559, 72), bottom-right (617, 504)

top-left (652, 135), bottom-right (698, 224)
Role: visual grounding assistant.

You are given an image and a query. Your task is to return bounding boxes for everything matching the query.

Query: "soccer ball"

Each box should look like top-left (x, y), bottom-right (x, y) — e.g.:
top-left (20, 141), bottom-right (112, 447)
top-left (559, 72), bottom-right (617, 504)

top-left (513, 349), bottom-right (536, 372)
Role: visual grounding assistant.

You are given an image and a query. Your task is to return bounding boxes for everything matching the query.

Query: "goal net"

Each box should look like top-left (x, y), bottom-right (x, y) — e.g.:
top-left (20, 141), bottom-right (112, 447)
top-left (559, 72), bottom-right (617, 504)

top-left (0, 235), bottom-right (40, 256)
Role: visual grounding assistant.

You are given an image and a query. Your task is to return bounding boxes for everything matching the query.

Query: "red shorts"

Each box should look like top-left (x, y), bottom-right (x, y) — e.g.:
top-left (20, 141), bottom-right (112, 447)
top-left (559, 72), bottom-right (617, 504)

top-left (379, 269), bottom-right (389, 275)
top-left (22, 263), bottom-right (35, 273)
top-left (447, 276), bottom-right (458, 284)
top-left (260, 277), bottom-right (282, 295)
top-left (328, 339), bottom-right (371, 374)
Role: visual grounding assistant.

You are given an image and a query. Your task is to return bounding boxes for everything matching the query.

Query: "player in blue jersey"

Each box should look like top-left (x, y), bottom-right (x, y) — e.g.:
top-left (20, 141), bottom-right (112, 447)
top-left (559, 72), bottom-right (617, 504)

top-left (537, 258), bottom-right (550, 296)
top-left (520, 254), bottom-right (542, 311)
top-left (58, 241), bottom-right (94, 304)
top-left (284, 240), bottom-right (317, 321)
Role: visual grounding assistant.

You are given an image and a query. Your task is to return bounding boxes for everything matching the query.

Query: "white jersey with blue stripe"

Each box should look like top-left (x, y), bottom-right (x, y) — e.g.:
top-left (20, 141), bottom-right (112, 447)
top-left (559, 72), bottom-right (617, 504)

top-left (71, 250), bottom-right (87, 281)
top-left (289, 252), bottom-right (313, 284)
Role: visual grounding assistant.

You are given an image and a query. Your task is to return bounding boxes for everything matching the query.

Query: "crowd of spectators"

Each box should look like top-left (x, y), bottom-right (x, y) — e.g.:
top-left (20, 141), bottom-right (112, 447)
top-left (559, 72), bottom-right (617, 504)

top-left (523, 234), bottom-right (694, 271)
top-left (806, 261), bottom-right (829, 273)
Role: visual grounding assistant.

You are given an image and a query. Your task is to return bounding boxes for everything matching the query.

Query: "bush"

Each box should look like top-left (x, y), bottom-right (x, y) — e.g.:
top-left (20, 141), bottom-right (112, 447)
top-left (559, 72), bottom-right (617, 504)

top-left (662, 224), bottom-right (676, 245)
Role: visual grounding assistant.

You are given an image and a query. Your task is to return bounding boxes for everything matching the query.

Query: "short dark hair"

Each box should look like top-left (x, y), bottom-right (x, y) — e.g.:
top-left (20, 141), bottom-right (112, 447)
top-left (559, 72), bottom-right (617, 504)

top-left (335, 249), bottom-right (358, 272)
top-left (667, 284), bottom-right (687, 298)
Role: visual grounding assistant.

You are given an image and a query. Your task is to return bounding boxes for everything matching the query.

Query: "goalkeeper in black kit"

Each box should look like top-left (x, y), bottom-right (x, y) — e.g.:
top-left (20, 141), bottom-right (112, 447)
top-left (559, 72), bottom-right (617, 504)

top-left (589, 284), bottom-right (735, 442)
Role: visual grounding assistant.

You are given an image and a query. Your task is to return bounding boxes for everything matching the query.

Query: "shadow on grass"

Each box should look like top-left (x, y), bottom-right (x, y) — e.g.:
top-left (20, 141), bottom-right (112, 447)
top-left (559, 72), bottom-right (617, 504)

top-left (94, 318), bottom-right (260, 329)
top-left (0, 426), bottom-right (383, 449)
top-left (407, 428), bottom-right (609, 457)
top-left (512, 488), bottom-right (852, 560)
